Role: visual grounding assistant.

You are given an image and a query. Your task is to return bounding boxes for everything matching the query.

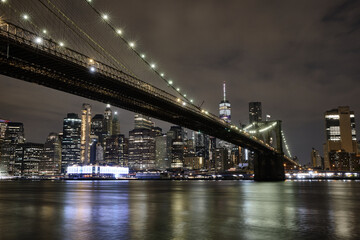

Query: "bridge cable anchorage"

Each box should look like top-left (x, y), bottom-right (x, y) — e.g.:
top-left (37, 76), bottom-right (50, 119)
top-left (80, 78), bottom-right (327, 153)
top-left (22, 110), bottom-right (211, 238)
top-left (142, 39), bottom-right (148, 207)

top-left (38, 0), bottom-right (136, 76)
top-left (281, 130), bottom-right (292, 158)
top-left (83, 0), bottom-right (197, 107)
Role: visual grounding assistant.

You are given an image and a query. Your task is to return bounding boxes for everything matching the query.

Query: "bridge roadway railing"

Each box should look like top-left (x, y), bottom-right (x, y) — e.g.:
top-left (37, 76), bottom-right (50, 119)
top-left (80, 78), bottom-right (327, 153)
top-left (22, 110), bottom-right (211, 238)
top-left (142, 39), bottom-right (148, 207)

top-left (0, 21), bottom-right (292, 157)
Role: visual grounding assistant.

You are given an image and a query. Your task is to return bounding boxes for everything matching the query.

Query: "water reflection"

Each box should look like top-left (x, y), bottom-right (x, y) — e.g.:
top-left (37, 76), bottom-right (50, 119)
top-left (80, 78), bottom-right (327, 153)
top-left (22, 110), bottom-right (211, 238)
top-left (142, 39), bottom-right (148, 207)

top-left (0, 180), bottom-right (360, 239)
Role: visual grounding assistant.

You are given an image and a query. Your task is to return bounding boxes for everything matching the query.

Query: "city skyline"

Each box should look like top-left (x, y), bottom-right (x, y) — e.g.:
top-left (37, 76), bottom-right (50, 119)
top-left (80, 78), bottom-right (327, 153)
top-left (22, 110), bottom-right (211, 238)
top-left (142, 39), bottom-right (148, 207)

top-left (1, 0), bottom-right (360, 164)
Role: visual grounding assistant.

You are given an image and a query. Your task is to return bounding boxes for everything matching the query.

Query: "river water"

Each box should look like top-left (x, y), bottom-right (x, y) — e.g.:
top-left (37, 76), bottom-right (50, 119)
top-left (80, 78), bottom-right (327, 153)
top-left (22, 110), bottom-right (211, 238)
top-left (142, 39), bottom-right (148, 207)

top-left (0, 180), bottom-right (359, 240)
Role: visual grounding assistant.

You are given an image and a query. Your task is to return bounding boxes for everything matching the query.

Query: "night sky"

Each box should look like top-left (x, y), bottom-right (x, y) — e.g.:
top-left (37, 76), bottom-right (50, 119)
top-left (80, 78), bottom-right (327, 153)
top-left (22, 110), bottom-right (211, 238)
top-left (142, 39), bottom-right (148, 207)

top-left (0, 0), bottom-right (359, 164)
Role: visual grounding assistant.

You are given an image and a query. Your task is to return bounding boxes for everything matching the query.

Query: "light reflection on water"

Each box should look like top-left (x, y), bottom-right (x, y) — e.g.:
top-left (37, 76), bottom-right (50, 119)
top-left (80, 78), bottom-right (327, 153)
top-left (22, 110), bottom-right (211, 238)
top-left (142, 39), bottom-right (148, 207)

top-left (0, 180), bottom-right (360, 240)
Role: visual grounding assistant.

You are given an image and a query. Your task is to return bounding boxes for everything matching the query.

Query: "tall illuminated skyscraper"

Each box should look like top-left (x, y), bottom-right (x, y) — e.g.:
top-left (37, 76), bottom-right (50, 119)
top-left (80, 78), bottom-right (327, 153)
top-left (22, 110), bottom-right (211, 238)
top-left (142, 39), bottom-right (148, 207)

top-left (104, 104), bottom-right (112, 136)
top-left (80, 103), bottom-right (92, 165)
top-left (219, 81), bottom-right (231, 123)
top-left (61, 113), bottom-right (81, 172)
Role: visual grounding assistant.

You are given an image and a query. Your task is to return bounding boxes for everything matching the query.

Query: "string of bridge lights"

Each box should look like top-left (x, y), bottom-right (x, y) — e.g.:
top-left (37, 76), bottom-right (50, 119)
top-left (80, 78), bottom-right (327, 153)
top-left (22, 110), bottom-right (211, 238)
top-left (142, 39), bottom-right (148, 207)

top-left (82, 0), bottom-right (196, 106)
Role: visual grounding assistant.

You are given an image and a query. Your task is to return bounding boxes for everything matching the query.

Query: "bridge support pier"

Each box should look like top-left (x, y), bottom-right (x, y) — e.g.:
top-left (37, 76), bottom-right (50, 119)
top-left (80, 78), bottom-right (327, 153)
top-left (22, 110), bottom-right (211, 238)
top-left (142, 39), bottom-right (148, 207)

top-left (254, 152), bottom-right (285, 181)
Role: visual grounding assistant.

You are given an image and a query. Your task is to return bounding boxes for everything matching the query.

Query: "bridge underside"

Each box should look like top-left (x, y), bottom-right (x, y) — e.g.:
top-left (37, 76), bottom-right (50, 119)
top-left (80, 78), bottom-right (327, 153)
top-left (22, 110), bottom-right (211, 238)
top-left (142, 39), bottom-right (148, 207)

top-left (0, 32), bottom-right (289, 181)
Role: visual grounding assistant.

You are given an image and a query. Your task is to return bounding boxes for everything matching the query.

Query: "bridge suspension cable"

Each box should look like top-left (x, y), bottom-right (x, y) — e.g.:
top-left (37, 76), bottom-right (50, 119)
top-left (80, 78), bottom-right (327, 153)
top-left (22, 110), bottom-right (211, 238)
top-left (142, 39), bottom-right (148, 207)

top-left (281, 130), bottom-right (292, 158)
top-left (83, 0), bottom-right (197, 106)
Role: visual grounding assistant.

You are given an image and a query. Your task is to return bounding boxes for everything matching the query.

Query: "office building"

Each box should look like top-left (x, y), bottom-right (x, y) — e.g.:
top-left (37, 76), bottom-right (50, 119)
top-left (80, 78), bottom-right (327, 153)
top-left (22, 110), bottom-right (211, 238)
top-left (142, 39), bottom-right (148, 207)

top-left (104, 104), bottom-right (113, 136)
top-left (134, 114), bottom-right (154, 130)
top-left (81, 103), bottom-right (92, 165)
top-left (155, 134), bottom-right (172, 169)
top-left (40, 133), bottom-right (61, 175)
top-left (105, 134), bottom-right (127, 166)
top-left (1, 122), bottom-right (25, 174)
top-left (112, 111), bottom-right (121, 135)
top-left (249, 102), bottom-right (262, 123)
top-left (62, 113), bottom-right (81, 172)
top-left (15, 142), bottom-right (43, 176)
top-left (323, 106), bottom-right (359, 171)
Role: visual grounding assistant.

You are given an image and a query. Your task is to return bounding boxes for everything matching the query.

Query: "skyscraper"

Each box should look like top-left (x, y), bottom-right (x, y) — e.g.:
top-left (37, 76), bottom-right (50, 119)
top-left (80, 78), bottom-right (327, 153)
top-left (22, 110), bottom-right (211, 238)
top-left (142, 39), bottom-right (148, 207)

top-left (91, 114), bottom-right (105, 145)
top-left (219, 81), bottom-right (231, 123)
top-left (40, 133), bottom-right (62, 175)
top-left (112, 111), bottom-right (121, 135)
top-left (324, 106), bottom-right (359, 171)
top-left (62, 113), bottom-right (81, 172)
top-left (128, 115), bottom-right (157, 170)
top-left (15, 142), bottom-right (44, 177)
top-left (134, 114), bottom-right (154, 130)
top-left (104, 104), bottom-right (112, 136)
top-left (249, 102), bottom-right (262, 123)
top-left (81, 103), bottom-right (92, 165)
top-left (1, 122), bottom-right (25, 174)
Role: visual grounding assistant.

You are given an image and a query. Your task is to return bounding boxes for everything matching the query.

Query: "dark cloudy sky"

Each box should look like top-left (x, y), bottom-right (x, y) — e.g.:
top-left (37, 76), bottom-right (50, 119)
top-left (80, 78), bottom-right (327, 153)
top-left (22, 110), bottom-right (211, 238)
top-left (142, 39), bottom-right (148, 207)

top-left (1, 0), bottom-right (360, 164)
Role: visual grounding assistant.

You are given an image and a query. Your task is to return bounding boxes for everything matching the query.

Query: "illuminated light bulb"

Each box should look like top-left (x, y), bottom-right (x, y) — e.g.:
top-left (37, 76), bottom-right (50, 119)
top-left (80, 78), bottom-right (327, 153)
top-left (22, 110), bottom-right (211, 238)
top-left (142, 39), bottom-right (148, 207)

top-left (34, 37), bottom-right (43, 44)
top-left (201, 110), bottom-right (205, 113)
top-left (42, 29), bottom-right (47, 34)
top-left (114, 111), bottom-right (118, 115)
top-left (1, 0), bottom-right (7, 3)
top-left (116, 29), bottom-right (122, 35)
top-left (160, 73), bottom-right (164, 77)
top-left (22, 14), bottom-right (29, 20)
top-left (141, 54), bottom-right (145, 58)
top-left (168, 80), bottom-right (173, 85)
top-left (190, 99), bottom-right (193, 103)
top-left (87, 0), bottom-right (92, 2)
top-left (205, 111), bottom-right (208, 114)
top-left (106, 104), bottom-right (111, 108)
top-left (151, 63), bottom-right (156, 69)
top-left (184, 94), bottom-right (187, 97)
top-left (90, 66), bottom-right (96, 72)
top-left (102, 14), bottom-right (109, 20)
top-left (129, 42), bottom-right (135, 48)
top-left (89, 59), bottom-right (94, 63)
top-left (177, 98), bottom-right (180, 102)
top-left (182, 102), bottom-right (186, 106)
top-left (59, 42), bottom-right (64, 47)
top-left (176, 88), bottom-right (180, 91)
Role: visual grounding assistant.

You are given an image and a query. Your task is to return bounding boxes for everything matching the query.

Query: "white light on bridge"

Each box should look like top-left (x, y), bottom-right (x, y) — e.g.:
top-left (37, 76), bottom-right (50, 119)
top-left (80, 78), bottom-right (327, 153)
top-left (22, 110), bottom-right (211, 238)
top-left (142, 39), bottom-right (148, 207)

top-left (90, 66), bottom-right (96, 72)
top-left (59, 42), bottom-right (65, 47)
top-left (141, 54), bottom-right (145, 58)
top-left (190, 99), bottom-right (193, 103)
top-left (184, 94), bottom-right (187, 97)
top-left (89, 59), bottom-right (94, 64)
top-left (34, 37), bottom-right (43, 44)
top-left (129, 42), bottom-right (135, 48)
top-left (87, 0), bottom-right (92, 2)
top-left (151, 63), bottom-right (156, 69)
top-left (116, 29), bottom-right (122, 35)
top-left (42, 29), bottom-right (47, 34)
top-left (182, 102), bottom-right (186, 106)
top-left (102, 14), bottom-right (109, 20)
top-left (176, 88), bottom-right (180, 91)
top-left (168, 80), bottom-right (173, 85)
top-left (160, 73), bottom-right (164, 77)
top-left (22, 14), bottom-right (29, 20)
top-left (1, 0), bottom-right (7, 3)
top-left (177, 98), bottom-right (180, 102)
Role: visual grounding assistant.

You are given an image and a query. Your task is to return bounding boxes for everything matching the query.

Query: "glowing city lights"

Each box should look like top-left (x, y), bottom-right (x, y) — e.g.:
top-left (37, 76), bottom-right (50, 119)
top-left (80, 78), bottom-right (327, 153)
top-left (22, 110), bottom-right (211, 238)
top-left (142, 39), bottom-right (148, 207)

top-left (102, 14), bottom-right (109, 20)
top-left (34, 37), bottom-right (43, 44)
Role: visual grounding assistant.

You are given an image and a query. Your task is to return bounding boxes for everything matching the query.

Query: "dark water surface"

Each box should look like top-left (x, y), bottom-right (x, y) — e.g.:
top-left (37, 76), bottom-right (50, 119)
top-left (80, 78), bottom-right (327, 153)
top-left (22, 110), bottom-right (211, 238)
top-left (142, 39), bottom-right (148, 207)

top-left (0, 180), bottom-right (360, 240)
